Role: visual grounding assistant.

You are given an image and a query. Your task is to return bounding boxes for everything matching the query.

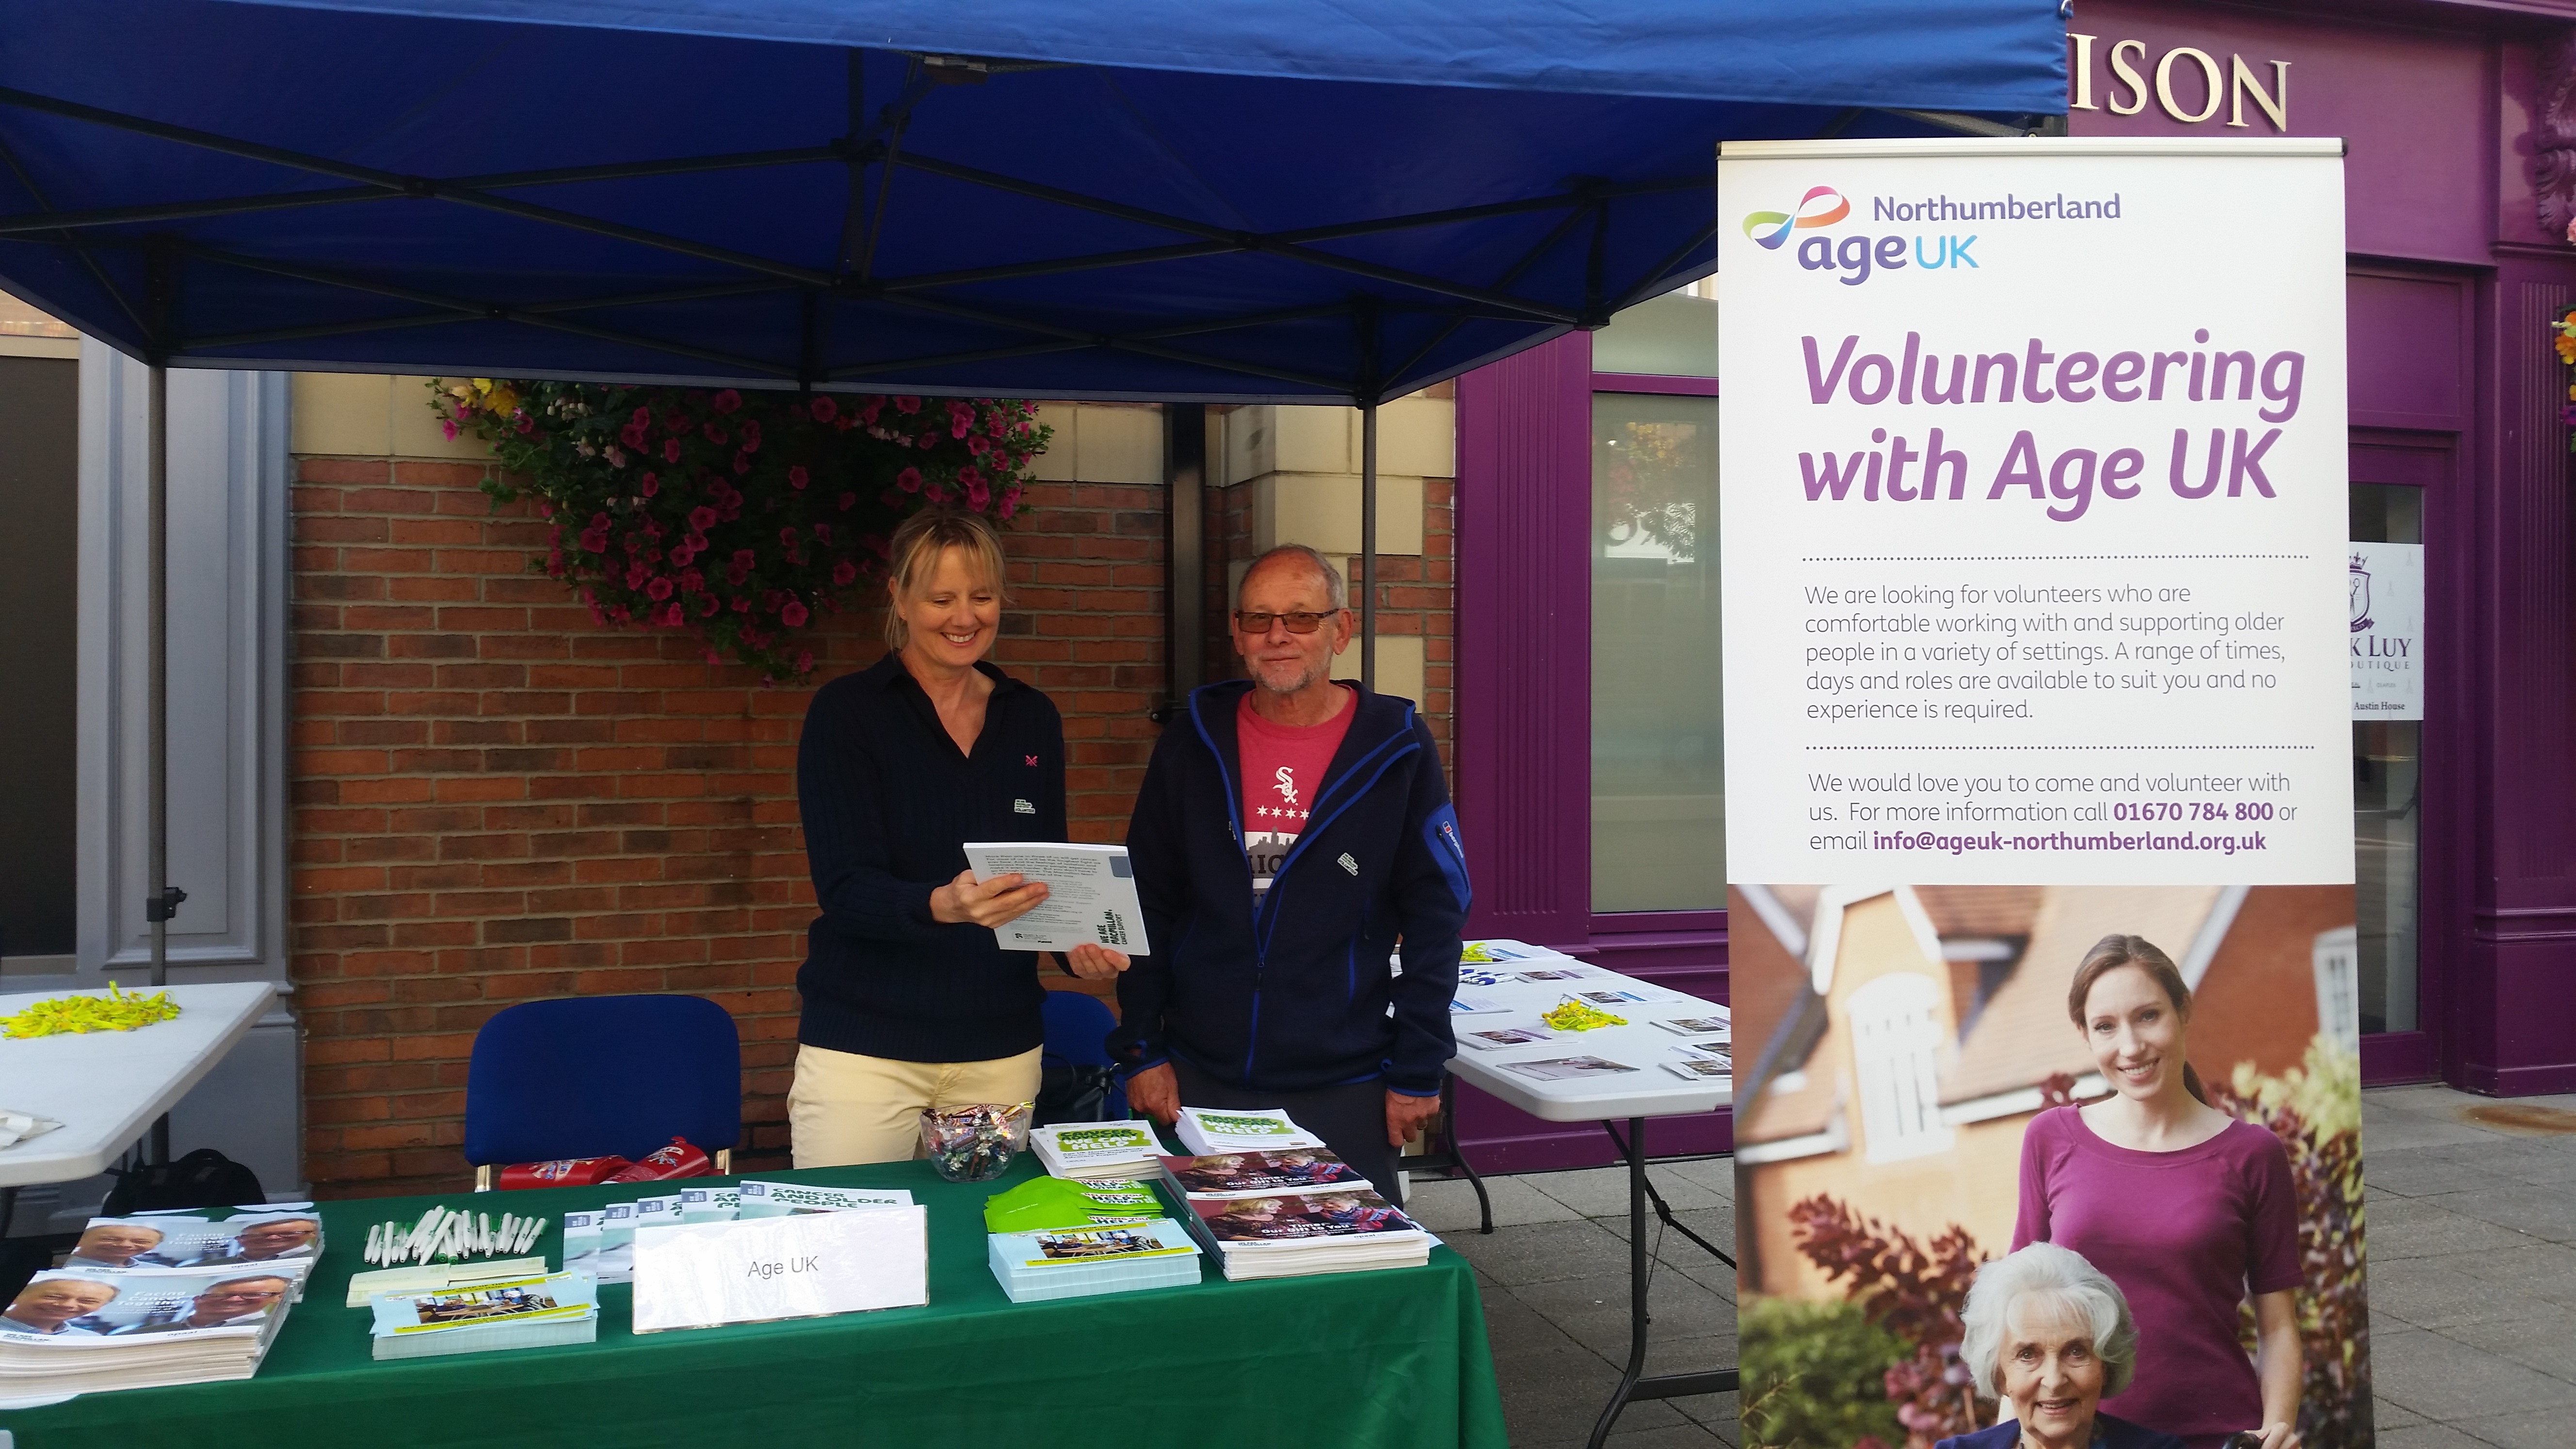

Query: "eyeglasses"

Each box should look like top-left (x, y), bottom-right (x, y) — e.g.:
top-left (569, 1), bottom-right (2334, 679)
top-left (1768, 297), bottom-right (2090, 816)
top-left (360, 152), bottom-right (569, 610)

top-left (1233, 610), bottom-right (1336, 635)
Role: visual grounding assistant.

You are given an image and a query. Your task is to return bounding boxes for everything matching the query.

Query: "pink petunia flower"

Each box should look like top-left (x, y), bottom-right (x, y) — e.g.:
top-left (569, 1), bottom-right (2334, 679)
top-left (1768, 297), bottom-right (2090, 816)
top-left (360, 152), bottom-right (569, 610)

top-left (712, 389), bottom-right (741, 414)
top-left (838, 492), bottom-right (857, 511)
top-left (832, 559), bottom-right (858, 586)
top-left (663, 437), bottom-right (683, 463)
top-left (639, 472), bottom-right (658, 497)
top-left (780, 600), bottom-right (810, 628)
top-left (788, 465), bottom-right (808, 490)
top-left (646, 576), bottom-right (675, 600)
top-left (894, 395), bottom-right (921, 414)
top-left (895, 467), bottom-right (922, 493)
top-left (810, 397), bottom-right (837, 422)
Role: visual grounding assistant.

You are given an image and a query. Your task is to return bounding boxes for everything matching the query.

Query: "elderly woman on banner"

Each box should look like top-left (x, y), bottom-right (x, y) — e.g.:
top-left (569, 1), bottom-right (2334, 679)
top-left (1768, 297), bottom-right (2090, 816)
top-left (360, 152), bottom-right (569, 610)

top-left (2013, 935), bottom-right (2304, 1449)
top-left (1936, 1242), bottom-right (2186, 1449)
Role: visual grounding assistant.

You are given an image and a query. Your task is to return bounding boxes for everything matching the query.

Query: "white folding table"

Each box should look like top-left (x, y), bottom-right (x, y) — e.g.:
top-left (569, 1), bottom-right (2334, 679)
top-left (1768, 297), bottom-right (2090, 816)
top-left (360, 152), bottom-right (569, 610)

top-left (1442, 940), bottom-right (1735, 1449)
top-left (0, 981), bottom-right (277, 1188)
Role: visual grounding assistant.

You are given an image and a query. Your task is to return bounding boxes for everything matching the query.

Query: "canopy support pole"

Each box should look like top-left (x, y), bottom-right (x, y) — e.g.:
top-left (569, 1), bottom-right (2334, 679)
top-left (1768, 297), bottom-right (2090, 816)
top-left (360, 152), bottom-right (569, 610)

top-left (144, 358), bottom-right (172, 1165)
top-left (1360, 399), bottom-right (1378, 692)
top-left (1163, 403), bottom-right (1207, 713)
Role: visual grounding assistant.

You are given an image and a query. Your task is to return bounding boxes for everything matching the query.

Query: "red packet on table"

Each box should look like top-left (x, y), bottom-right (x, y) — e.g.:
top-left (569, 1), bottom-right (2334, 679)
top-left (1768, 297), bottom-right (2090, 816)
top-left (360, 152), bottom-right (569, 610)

top-left (496, 1155), bottom-right (632, 1191)
top-left (604, 1138), bottom-right (713, 1183)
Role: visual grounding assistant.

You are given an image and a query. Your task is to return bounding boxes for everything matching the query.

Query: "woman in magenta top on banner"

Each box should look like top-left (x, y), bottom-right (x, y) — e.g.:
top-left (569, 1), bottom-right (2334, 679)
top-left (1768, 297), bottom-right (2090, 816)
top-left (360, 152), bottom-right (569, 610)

top-left (2013, 934), bottom-right (2303, 1449)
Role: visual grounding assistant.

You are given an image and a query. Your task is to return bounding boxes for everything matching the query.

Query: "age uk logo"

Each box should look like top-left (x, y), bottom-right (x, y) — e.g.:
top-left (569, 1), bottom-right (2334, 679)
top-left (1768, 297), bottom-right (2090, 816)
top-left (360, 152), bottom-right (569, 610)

top-left (1742, 186), bottom-right (1850, 249)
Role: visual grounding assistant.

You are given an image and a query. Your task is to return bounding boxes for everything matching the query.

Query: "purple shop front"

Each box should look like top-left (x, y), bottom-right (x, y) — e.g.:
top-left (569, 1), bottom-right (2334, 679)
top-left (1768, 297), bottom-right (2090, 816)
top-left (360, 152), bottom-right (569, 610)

top-left (1446, 0), bottom-right (2576, 1171)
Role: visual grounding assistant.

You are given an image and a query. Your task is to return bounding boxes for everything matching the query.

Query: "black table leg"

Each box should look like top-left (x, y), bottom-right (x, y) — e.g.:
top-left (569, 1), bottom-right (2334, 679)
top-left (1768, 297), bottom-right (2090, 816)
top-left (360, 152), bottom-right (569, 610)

top-left (1584, 1116), bottom-right (1740, 1449)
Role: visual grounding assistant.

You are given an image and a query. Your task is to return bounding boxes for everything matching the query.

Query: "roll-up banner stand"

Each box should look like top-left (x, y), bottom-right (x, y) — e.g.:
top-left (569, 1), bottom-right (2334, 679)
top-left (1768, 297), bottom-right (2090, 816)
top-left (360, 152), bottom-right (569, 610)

top-left (1719, 140), bottom-right (2371, 1448)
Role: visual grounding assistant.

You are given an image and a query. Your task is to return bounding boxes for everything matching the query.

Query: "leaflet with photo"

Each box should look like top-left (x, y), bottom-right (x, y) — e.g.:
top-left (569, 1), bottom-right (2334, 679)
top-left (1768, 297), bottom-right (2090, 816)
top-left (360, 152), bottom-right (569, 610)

top-left (994, 1219), bottom-right (1201, 1269)
top-left (1664, 1059), bottom-right (1732, 1081)
top-left (371, 1270), bottom-right (597, 1336)
top-left (1159, 1149), bottom-right (1369, 1198)
top-left (1651, 1016), bottom-right (1732, 1038)
top-left (1516, 968), bottom-right (1591, 982)
top-left (0, 1266), bottom-right (292, 1345)
top-left (1500, 1055), bottom-right (1640, 1081)
top-left (962, 841), bottom-right (1149, 954)
top-left (1449, 995), bottom-right (1513, 1015)
top-left (1188, 1186), bottom-right (1426, 1244)
top-left (64, 1210), bottom-right (324, 1275)
top-left (1461, 1025), bottom-right (1557, 1050)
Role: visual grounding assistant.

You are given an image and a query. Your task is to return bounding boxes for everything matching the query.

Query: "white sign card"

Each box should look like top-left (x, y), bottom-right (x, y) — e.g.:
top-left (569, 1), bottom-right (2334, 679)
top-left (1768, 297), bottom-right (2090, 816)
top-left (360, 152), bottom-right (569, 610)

top-left (2349, 541), bottom-right (2422, 720)
top-left (629, 1207), bottom-right (928, 1333)
top-left (1717, 137), bottom-right (2354, 886)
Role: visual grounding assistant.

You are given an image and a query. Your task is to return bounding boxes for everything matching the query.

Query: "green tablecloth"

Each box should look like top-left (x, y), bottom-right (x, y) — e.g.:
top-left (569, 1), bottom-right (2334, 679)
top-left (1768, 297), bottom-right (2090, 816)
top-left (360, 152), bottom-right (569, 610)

top-left (1, 1161), bottom-right (1507, 1449)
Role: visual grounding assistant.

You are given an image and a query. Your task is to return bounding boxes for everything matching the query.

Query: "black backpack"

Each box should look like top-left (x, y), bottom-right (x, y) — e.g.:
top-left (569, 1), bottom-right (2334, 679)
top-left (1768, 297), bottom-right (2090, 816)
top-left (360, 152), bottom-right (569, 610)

top-left (102, 1148), bottom-right (266, 1215)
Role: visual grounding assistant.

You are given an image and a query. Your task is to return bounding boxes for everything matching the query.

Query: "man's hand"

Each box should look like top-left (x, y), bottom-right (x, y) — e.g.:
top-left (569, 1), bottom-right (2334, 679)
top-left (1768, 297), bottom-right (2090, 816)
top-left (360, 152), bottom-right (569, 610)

top-left (1385, 1089), bottom-right (1443, 1147)
top-left (1063, 945), bottom-right (1131, 980)
top-left (928, 869), bottom-right (1047, 928)
top-left (1126, 1063), bottom-right (1181, 1125)
top-left (2252, 1423), bottom-right (2301, 1449)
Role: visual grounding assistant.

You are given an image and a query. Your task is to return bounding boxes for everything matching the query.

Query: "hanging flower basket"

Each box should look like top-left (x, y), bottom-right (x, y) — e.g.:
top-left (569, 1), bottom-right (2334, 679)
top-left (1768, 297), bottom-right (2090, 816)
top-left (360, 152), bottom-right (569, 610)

top-left (431, 380), bottom-right (1049, 680)
top-left (2555, 305), bottom-right (2576, 452)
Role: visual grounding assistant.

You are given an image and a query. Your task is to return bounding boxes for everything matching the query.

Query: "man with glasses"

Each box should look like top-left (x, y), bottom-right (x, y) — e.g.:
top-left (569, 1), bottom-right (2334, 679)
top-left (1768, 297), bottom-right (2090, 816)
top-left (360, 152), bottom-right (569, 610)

top-left (1111, 544), bottom-right (1471, 1197)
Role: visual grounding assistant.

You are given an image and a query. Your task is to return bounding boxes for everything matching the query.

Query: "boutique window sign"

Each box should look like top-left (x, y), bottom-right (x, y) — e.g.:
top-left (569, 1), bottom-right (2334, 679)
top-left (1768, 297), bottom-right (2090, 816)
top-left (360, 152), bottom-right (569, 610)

top-left (2068, 34), bottom-right (2290, 129)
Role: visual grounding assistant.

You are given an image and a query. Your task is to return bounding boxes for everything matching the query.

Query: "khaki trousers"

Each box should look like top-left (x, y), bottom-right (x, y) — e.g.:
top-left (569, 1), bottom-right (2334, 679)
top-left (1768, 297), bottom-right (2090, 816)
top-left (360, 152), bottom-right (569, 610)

top-left (788, 1042), bottom-right (1044, 1168)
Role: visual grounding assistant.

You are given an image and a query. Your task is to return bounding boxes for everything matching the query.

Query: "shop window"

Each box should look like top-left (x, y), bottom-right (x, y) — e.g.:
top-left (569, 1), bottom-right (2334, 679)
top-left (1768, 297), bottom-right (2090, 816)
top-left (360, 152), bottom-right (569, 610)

top-left (2313, 926), bottom-right (2360, 1054)
top-left (1592, 277), bottom-right (1718, 378)
top-left (1590, 390), bottom-right (1722, 911)
top-left (1846, 973), bottom-right (1953, 1163)
top-left (2350, 482), bottom-right (2421, 1035)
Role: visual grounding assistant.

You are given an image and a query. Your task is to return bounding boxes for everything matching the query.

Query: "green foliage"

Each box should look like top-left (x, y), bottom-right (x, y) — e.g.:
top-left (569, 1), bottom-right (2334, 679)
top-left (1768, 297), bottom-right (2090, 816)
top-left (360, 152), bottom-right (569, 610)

top-left (1740, 1294), bottom-right (1909, 1449)
top-left (2215, 1034), bottom-right (2373, 1449)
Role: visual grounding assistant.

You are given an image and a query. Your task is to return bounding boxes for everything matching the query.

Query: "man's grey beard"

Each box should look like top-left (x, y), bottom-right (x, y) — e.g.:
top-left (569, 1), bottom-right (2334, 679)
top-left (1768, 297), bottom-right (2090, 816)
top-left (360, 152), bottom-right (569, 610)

top-left (1253, 657), bottom-right (1328, 695)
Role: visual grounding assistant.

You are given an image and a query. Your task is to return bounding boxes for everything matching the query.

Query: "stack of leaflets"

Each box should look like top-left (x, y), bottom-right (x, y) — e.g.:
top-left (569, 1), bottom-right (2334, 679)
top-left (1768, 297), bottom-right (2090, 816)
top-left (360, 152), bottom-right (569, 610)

top-left (982, 1175), bottom-right (1163, 1234)
top-left (62, 1206), bottom-right (324, 1290)
top-left (1028, 1119), bottom-right (1168, 1179)
top-left (369, 1270), bottom-right (598, 1360)
top-left (1173, 1106), bottom-right (1326, 1157)
top-left (1159, 1149), bottom-right (1432, 1280)
top-left (0, 1260), bottom-right (310, 1394)
top-left (985, 1221), bottom-right (1203, 1304)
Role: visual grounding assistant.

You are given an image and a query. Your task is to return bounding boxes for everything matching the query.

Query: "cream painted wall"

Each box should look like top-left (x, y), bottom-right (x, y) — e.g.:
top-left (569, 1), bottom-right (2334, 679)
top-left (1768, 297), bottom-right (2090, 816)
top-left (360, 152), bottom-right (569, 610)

top-left (289, 372), bottom-right (492, 459)
top-left (1215, 395), bottom-right (1451, 561)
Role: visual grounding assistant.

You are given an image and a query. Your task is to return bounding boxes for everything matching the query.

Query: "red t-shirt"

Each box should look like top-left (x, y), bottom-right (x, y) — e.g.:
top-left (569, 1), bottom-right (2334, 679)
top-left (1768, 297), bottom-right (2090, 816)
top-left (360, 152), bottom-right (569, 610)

top-left (1237, 688), bottom-right (1355, 907)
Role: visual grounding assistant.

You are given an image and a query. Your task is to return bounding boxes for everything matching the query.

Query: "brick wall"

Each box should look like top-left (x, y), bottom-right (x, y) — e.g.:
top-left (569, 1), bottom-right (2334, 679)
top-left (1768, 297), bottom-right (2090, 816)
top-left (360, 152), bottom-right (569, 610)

top-left (288, 443), bottom-right (1167, 1195)
top-left (286, 392), bottom-right (1456, 1197)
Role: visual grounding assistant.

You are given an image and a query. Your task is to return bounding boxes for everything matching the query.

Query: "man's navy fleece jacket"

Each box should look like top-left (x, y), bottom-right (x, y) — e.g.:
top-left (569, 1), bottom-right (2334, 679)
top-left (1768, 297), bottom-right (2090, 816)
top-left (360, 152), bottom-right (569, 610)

top-left (1110, 679), bottom-right (1471, 1096)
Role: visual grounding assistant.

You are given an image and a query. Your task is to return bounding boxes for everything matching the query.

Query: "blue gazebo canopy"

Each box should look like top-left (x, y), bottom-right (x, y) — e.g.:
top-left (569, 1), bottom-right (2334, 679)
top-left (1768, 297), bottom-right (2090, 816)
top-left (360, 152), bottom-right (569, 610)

top-left (0, 0), bottom-right (2066, 401)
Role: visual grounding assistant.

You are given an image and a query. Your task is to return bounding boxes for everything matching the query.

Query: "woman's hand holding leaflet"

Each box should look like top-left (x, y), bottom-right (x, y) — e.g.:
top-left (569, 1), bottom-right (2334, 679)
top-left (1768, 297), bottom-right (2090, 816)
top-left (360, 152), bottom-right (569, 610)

top-left (930, 869), bottom-right (1048, 927)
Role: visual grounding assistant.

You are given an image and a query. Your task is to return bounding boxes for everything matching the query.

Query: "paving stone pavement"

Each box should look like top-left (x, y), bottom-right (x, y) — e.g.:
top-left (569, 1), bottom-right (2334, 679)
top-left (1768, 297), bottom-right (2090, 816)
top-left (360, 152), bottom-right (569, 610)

top-left (1409, 1085), bottom-right (2576, 1448)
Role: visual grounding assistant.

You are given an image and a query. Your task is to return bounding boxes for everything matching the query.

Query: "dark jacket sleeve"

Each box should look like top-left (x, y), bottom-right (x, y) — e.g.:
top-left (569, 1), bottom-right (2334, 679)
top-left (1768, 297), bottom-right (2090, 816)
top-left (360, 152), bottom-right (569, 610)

top-left (796, 682), bottom-right (942, 943)
top-left (1385, 715), bottom-right (1469, 1095)
top-left (1109, 730), bottom-right (1189, 1075)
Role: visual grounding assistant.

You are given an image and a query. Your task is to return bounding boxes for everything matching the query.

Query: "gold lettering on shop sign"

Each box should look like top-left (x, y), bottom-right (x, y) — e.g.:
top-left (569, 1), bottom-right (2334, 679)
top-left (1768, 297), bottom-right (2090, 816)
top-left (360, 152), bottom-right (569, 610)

top-left (2107, 39), bottom-right (2149, 116)
top-left (2156, 46), bottom-right (2225, 123)
top-left (2075, 38), bottom-right (2290, 129)
top-left (2229, 55), bottom-right (2289, 129)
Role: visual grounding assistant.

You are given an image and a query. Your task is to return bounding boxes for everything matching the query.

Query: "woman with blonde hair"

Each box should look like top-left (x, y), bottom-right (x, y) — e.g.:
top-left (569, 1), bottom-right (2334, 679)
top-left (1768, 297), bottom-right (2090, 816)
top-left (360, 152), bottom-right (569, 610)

top-left (2012, 934), bottom-right (2303, 1449)
top-left (789, 508), bottom-right (1126, 1167)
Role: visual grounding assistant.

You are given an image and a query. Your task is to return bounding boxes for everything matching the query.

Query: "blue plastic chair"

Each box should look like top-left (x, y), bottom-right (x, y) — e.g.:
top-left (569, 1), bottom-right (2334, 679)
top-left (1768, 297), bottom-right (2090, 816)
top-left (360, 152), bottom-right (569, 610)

top-left (1040, 990), bottom-right (1127, 1122)
top-left (464, 995), bottom-right (742, 1190)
